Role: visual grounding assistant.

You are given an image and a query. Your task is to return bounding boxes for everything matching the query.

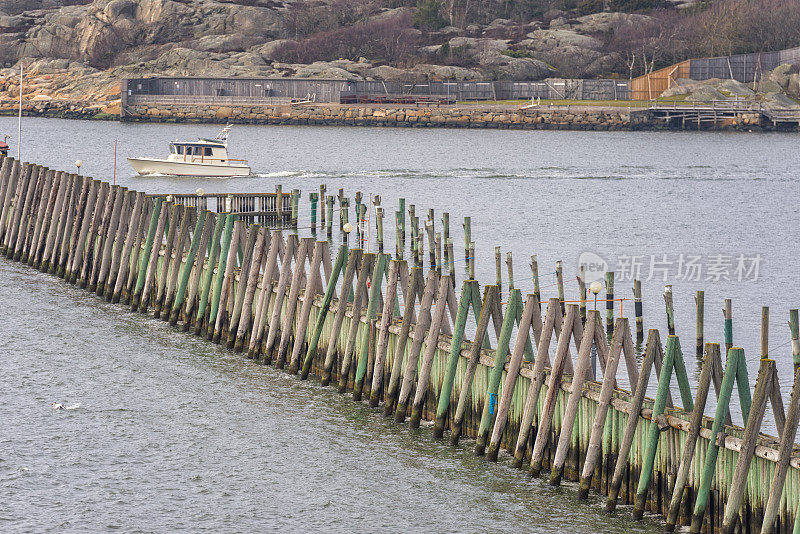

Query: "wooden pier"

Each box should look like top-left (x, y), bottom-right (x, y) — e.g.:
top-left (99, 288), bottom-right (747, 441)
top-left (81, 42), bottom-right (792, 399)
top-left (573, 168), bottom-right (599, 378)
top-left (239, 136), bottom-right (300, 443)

top-left (645, 100), bottom-right (800, 129)
top-left (2, 156), bottom-right (800, 533)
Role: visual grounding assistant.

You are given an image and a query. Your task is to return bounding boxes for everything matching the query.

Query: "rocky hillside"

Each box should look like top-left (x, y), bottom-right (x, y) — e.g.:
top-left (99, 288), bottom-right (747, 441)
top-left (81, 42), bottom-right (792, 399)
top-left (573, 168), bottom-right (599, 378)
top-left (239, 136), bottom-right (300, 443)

top-left (0, 0), bottom-right (798, 113)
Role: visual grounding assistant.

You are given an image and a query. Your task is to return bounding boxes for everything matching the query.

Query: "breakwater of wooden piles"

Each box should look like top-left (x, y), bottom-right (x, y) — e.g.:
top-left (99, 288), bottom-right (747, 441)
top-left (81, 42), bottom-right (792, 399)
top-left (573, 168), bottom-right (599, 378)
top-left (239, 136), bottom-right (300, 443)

top-left (2, 156), bottom-right (800, 533)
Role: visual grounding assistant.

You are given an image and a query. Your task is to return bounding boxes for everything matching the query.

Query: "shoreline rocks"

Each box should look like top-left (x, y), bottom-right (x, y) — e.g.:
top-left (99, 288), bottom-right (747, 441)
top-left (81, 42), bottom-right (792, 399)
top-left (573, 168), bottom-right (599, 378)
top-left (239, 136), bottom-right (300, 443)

top-left (0, 99), bottom-right (792, 132)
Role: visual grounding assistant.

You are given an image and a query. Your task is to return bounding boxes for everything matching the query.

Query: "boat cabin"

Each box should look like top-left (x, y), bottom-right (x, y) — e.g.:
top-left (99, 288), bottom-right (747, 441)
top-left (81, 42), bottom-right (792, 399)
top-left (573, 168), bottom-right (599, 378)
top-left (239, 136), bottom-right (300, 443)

top-left (168, 140), bottom-right (229, 163)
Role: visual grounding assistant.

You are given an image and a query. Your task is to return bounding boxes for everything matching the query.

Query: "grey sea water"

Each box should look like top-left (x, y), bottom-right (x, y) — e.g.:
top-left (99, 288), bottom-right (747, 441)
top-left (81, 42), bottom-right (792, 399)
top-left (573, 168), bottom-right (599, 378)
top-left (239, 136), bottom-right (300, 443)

top-left (1, 116), bottom-right (798, 531)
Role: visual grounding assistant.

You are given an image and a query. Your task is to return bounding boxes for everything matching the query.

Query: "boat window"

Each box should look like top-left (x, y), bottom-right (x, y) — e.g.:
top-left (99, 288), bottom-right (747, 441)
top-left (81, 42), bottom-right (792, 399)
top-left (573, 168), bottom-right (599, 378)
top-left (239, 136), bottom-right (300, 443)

top-left (204, 147), bottom-right (213, 157)
top-left (193, 146), bottom-right (203, 156)
top-left (169, 145), bottom-right (176, 154)
top-left (176, 145), bottom-right (184, 155)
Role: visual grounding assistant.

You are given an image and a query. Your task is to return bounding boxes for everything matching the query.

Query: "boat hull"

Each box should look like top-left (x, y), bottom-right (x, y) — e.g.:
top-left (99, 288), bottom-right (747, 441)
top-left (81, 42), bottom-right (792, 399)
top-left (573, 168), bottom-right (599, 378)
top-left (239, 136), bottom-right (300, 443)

top-left (128, 157), bottom-right (251, 177)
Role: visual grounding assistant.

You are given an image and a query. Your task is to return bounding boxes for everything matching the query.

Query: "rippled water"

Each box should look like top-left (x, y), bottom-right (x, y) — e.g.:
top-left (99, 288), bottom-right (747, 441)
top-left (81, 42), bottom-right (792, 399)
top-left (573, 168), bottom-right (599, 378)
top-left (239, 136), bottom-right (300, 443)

top-left (1, 117), bottom-right (798, 531)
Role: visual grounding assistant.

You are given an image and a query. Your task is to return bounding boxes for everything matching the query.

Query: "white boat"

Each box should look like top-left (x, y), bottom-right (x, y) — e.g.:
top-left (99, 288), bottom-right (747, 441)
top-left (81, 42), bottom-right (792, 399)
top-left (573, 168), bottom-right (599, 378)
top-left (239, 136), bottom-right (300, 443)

top-left (128, 125), bottom-right (251, 177)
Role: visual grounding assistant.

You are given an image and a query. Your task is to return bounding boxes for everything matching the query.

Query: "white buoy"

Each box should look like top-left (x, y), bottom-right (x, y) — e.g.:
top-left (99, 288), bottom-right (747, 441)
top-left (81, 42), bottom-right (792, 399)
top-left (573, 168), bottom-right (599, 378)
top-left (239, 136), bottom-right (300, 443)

top-left (196, 187), bottom-right (205, 197)
top-left (343, 222), bottom-right (353, 233)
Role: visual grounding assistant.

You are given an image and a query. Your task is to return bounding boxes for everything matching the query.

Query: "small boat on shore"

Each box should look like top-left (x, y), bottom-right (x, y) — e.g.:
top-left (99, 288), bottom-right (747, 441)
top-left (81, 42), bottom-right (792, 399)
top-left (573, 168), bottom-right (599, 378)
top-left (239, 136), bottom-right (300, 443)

top-left (0, 135), bottom-right (10, 157)
top-left (128, 125), bottom-right (250, 177)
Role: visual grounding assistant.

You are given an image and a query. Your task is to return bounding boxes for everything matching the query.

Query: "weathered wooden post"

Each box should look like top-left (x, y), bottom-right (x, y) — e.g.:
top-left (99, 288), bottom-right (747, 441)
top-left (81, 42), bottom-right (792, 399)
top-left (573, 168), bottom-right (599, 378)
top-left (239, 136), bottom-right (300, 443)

top-left (310, 192), bottom-right (318, 234)
top-left (463, 216), bottom-right (470, 261)
top-left (632, 336), bottom-right (693, 520)
top-left (395, 210), bottom-right (403, 260)
top-left (136, 199), bottom-right (170, 313)
top-left (376, 206), bottom-right (384, 252)
top-left (433, 279), bottom-right (476, 437)
top-left (338, 253), bottom-right (375, 393)
top-left (762, 305), bottom-right (770, 358)
top-left (550, 310), bottom-right (606, 486)
top-left (495, 246), bottom-right (501, 294)
top-left (152, 203), bottom-right (180, 313)
top-left (605, 329), bottom-right (659, 512)
top-left (408, 273), bottom-right (451, 426)
top-left (394, 271), bottom-right (437, 422)
top-left (530, 304), bottom-right (579, 477)
top-left (161, 206), bottom-right (193, 318)
top-left (368, 258), bottom-right (400, 405)
top-left (689, 347), bottom-right (743, 533)
top-left (468, 242), bottom-right (475, 280)
top-left (724, 298), bottom-right (733, 353)
top-left (352, 253), bottom-right (388, 399)
top-left (321, 248), bottom-right (362, 386)
top-left (506, 251), bottom-right (514, 291)
top-left (130, 197), bottom-right (164, 310)
top-left (193, 212), bottom-right (225, 334)
top-left (275, 184), bottom-right (283, 225)
top-left (245, 230), bottom-right (281, 355)
top-left (695, 290), bottom-right (704, 359)
top-left (426, 217), bottom-right (436, 269)
top-left (287, 241), bottom-right (325, 374)
top-left (664, 284), bottom-right (675, 335)
top-left (605, 270), bottom-right (614, 336)
top-left (450, 286), bottom-right (499, 446)
top-left (398, 197), bottom-right (405, 250)
top-left (319, 184), bottom-right (326, 229)
top-left (275, 237), bottom-right (312, 366)
top-left (633, 278), bottom-right (643, 343)
top-left (225, 223), bottom-right (262, 348)
top-left (447, 238), bottom-right (455, 285)
top-left (65, 177), bottom-right (96, 281)
top-left (434, 232), bottom-right (442, 275)
top-left (77, 180), bottom-right (106, 285)
top-left (664, 343), bottom-right (720, 531)
top-left (211, 219), bottom-right (243, 343)
top-left (762, 367), bottom-right (800, 534)
top-left (383, 266), bottom-right (422, 415)
top-left (511, 298), bottom-right (559, 466)
top-left (354, 191), bottom-right (362, 239)
top-left (291, 188), bottom-right (299, 230)
top-left (474, 289), bottom-right (521, 454)
top-left (326, 195), bottom-right (333, 240)
top-left (530, 255), bottom-right (541, 310)
top-left (170, 210), bottom-right (208, 325)
top-left (577, 317), bottom-right (629, 498)
top-left (205, 213), bottom-right (235, 338)
top-left (555, 260), bottom-right (564, 312)
top-left (58, 175), bottom-right (88, 276)
top-left (720, 358), bottom-right (775, 534)
top-left (357, 203), bottom-right (366, 245)
top-left (340, 198), bottom-right (349, 246)
top-left (792, 309), bottom-right (800, 371)
top-left (27, 169), bottom-right (55, 267)
top-left (88, 185), bottom-right (120, 290)
top-left (110, 192), bottom-right (144, 302)
top-left (578, 264), bottom-right (587, 323)
top-left (415, 225), bottom-right (423, 268)
top-left (302, 245), bottom-right (348, 380)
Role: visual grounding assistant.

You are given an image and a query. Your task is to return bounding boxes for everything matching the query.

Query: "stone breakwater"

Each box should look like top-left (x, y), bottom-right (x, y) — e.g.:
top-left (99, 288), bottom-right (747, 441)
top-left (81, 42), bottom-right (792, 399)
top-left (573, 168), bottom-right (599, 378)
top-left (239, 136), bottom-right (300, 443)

top-left (0, 99), bottom-right (118, 120)
top-left (0, 99), bottom-right (780, 131)
top-left (123, 103), bottom-right (650, 130)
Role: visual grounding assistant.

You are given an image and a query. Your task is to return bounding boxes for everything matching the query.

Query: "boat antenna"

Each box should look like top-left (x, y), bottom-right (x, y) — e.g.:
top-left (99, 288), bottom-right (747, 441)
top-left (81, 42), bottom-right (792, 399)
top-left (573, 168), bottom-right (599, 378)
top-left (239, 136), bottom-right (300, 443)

top-left (215, 124), bottom-right (233, 145)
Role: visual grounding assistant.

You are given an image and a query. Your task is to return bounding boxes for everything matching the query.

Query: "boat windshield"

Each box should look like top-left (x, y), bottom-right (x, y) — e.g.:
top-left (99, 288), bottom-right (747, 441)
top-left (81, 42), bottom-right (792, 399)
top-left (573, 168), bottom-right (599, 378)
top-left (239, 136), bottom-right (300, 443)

top-left (170, 143), bottom-right (217, 157)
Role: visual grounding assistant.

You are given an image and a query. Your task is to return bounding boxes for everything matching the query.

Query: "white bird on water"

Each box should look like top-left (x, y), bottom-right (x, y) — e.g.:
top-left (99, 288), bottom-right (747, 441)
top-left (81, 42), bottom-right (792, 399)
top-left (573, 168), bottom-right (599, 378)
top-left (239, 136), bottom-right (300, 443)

top-left (51, 402), bottom-right (80, 411)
